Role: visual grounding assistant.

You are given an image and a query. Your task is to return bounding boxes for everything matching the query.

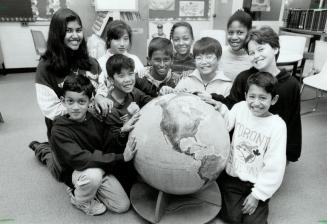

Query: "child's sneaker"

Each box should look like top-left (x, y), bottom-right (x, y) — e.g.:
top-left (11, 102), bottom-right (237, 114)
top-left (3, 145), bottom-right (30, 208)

top-left (66, 187), bottom-right (107, 216)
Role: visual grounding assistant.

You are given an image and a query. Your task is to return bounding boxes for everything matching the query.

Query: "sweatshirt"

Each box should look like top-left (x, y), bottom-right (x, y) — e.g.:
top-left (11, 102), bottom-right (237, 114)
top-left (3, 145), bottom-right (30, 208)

top-left (176, 69), bottom-right (232, 97)
top-left (136, 66), bottom-right (182, 97)
top-left (103, 88), bottom-right (153, 153)
top-left (221, 101), bottom-right (287, 201)
top-left (171, 53), bottom-right (196, 76)
top-left (51, 112), bottom-right (124, 188)
top-left (212, 67), bottom-right (302, 162)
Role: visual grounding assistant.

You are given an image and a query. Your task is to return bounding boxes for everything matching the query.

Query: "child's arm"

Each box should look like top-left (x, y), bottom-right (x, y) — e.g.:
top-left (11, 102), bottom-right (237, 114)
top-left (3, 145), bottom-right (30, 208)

top-left (94, 68), bottom-right (113, 116)
top-left (123, 136), bottom-right (137, 161)
top-left (201, 98), bottom-right (237, 132)
top-left (211, 70), bottom-right (248, 109)
top-left (135, 74), bottom-right (160, 97)
top-left (174, 76), bottom-right (190, 93)
top-left (104, 109), bottom-right (139, 149)
top-left (251, 119), bottom-right (287, 202)
top-left (51, 127), bottom-right (124, 171)
top-left (35, 63), bottom-right (67, 120)
top-left (133, 88), bottom-right (153, 108)
top-left (282, 81), bottom-right (302, 162)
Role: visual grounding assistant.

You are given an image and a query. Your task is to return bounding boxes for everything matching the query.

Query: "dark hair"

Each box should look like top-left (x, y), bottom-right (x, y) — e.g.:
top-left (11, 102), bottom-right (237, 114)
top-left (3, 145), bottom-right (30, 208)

top-left (106, 54), bottom-right (135, 78)
top-left (148, 37), bottom-right (173, 58)
top-left (169, 21), bottom-right (194, 40)
top-left (63, 75), bottom-right (94, 99)
top-left (246, 71), bottom-right (278, 97)
top-left (42, 8), bottom-right (91, 77)
top-left (106, 20), bottom-right (132, 49)
top-left (193, 37), bottom-right (222, 59)
top-left (244, 26), bottom-right (280, 60)
top-left (227, 10), bottom-right (252, 30)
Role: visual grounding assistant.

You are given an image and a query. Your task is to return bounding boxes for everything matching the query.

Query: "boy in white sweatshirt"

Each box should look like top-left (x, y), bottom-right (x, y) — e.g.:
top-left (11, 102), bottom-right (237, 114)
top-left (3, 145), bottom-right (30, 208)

top-left (205, 71), bottom-right (286, 223)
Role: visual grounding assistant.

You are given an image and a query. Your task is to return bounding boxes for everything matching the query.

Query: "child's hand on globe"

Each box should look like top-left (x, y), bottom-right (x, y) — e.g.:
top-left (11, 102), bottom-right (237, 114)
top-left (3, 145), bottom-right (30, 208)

top-left (124, 136), bottom-right (137, 161)
top-left (121, 112), bottom-right (141, 133)
top-left (196, 91), bottom-right (212, 100)
top-left (159, 86), bottom-right (175, 95)
top-left (127, 102), bottom-right (140, 116)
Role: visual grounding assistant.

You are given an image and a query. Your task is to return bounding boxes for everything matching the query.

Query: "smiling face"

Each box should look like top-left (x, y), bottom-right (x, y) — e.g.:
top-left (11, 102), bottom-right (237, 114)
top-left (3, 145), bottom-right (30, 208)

top-left (111, 68), bottom-right (135, 94)
top-left (227, 21), bottom-right (248, 52)
top-left (149, 50), bottom-right (172, 80)
top-left (171, 26), bottom-right (193, 56)
top-left (247, 40), bottom-right (278, 71)
top-left (109, 31), bottom-right (130, 54)
top-left (62, 91), bottom-right (90, 122)
top-left (245, 84), bottom-right (278, 117)
top-left (195, 53), bottom-right (219, 77)
top-left (64, 20), bottom-right (83, 50)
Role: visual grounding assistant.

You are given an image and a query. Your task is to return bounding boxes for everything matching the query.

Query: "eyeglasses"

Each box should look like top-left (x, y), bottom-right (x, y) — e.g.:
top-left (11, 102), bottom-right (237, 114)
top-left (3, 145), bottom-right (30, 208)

top-left (195, 54), bottom-right (217, 63)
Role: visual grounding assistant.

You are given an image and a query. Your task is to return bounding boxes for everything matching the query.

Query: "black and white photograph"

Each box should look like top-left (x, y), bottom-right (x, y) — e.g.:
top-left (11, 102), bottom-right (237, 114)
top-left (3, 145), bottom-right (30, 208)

top-left (0, 0), bottom-right (327, 223)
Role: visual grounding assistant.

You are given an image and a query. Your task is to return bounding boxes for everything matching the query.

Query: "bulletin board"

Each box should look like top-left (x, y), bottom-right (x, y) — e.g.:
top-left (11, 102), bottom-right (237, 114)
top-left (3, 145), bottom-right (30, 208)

top-left (32, 0), bottom-right (67, 21)
top-left (149, 0), bottom-right (210, 20)
top-left (0, 0), bottom-right (34, 21)
top-left (243, 0), bottom-right (283, 21)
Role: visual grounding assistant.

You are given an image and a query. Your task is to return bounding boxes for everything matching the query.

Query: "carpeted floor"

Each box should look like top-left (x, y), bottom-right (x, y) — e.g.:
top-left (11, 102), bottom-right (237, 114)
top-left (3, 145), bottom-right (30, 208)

top-left (0, 72), bottom-right (326, 224)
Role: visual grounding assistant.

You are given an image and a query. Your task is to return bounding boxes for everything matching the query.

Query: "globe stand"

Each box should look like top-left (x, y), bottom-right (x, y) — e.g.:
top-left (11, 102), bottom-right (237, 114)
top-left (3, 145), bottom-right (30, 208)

top-left (130, 181), bottom-right (221, 224)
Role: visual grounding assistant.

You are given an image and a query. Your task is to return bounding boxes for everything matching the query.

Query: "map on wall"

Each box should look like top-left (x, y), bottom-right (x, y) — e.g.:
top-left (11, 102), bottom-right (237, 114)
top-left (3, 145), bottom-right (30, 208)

top-left (149, 0), bottom-right (210, 20)
top-left (149, 0), bottom-right (175, 11)
top-left (180, 1), bottom-right (205, 17)
top-left (31, 0), bottom-right (67, 21)
top-left (251, 0), bottom-right (271, 12)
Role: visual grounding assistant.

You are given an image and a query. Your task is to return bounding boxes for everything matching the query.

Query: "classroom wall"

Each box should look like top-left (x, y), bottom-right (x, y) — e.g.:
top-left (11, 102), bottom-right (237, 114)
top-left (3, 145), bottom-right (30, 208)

top-left (232, 0), bottom-right (286, 33)
top-left (0, 0), bottom-right (96, 69)
top-left (67, 0), bottom-right (97, 38)
top-left (286, 0), bottom-right (311, 9)
top-left (0, 23), bottom-right (49, 68)
top-left (0, 0), bottom-right (287, 69)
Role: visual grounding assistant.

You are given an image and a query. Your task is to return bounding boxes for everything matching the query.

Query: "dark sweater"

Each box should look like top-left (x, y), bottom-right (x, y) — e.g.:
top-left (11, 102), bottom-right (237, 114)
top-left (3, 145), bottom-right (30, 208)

top-left (104, 88), bottom-right (153, 154)
top-left (171, 53), bottom-right (196, 76)
top-left (51, 112), bottom-right (123, 188)
top-left (135, 68), bottom-right (179, 97)
top-left (212, 67), bottom-right (302, 162)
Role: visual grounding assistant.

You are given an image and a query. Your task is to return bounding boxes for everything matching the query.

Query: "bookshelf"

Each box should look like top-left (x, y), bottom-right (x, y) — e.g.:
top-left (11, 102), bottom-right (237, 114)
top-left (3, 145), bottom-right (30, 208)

top-left (285, 8), bottom-right (327, 32)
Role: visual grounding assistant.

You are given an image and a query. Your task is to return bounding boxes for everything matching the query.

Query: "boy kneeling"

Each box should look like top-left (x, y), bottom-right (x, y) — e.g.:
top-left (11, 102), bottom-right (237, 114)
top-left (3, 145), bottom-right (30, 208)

top-left (51, 75), bottom-right (136, 216)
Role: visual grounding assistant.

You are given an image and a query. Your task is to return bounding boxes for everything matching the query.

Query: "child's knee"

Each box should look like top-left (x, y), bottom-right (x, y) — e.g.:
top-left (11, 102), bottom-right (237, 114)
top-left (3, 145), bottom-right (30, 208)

top-left (73, 168), bottom-right (104, 189)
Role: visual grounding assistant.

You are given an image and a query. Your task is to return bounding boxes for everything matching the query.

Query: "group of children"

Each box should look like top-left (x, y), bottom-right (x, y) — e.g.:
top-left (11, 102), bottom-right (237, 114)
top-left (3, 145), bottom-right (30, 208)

top-left (28, 7), bottom-right (302, 224)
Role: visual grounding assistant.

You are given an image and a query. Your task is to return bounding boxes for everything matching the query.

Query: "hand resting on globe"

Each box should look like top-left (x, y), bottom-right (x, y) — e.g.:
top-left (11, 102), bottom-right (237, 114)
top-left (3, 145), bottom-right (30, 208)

top-left (123, 136), bottom-right (137, 161)
top-left (120, 112), bottom-right (141, 133)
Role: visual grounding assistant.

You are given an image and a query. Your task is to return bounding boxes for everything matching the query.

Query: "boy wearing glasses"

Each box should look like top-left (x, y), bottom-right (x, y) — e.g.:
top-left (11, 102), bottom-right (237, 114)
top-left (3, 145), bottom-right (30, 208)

top-left (175, 37), bottom-right (232, 97)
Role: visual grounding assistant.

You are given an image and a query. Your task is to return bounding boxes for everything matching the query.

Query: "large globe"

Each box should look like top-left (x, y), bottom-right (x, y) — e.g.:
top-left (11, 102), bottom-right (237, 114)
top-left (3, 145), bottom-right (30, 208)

top-left (131, 93), bottom-right (230, 195)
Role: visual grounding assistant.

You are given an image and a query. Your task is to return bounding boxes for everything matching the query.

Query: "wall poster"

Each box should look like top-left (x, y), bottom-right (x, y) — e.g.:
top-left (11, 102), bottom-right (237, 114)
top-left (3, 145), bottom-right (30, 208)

top-left (149, 0), bottom-right (210, 20)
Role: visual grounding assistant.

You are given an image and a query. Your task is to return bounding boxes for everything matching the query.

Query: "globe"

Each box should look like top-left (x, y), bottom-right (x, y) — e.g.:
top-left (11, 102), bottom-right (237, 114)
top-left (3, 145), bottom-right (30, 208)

top-left (131, 93), bottom-right (230, 195)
